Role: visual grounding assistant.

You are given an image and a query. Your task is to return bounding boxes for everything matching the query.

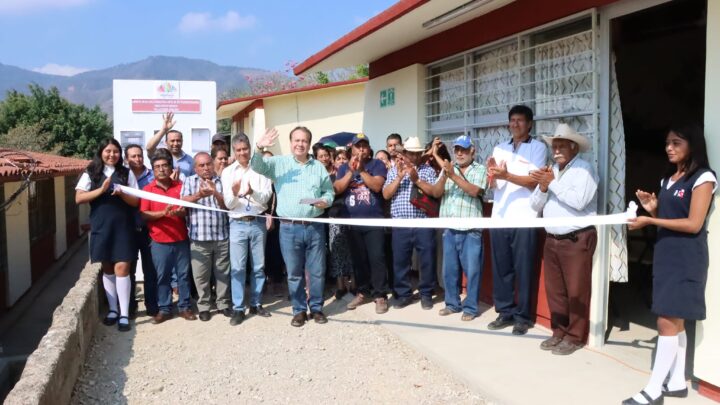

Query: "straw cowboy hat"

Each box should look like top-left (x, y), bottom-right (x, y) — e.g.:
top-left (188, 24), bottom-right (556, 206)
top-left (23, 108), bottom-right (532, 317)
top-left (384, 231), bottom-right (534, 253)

top-left (542, 123), bottom-right (591, 153)
top-left (403, 136), bottom-right (425, 152)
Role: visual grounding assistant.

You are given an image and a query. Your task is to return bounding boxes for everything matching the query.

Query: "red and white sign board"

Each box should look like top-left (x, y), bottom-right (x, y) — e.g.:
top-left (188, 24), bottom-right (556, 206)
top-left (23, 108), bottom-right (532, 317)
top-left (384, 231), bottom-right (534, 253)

top-left (132, 99), bottom-right (201, 113)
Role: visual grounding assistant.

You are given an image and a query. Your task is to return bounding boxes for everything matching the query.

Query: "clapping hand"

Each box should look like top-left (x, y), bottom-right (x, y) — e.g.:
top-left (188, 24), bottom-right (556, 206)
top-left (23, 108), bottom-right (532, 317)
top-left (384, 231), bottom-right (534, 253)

top-left (489, 160), bottom-right (509, 180)
top-left (256, 128), bottom-right (279, 149)
top-left (530, 166), bottom-right (554, 192)
top-left (170, 168), bottom-right (180, 181)
top-left (100, 177), bottom-right (112, 193)
top-left (635, 189), bottom-right (657, 214)
top-left (199, 179), bottom-right (215, 197)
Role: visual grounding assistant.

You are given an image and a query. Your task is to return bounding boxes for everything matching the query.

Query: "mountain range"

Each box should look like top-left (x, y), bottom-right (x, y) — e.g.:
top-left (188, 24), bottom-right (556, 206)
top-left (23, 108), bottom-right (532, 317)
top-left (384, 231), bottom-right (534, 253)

top-left (0, 56), bottom-right (269, 114)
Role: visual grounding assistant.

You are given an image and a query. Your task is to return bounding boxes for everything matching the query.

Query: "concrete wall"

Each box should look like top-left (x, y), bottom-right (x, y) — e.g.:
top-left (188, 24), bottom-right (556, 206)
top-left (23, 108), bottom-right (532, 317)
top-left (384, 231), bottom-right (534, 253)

top-left (4, 261), bottom-right (99, 405)
top-left (4, 182), bottom-right (31, 307)
top-left (53, 177), bottom-right (66, 260)
top-left (262, 83), bottom-right (365, 155)
top-left (362, 64), bottom-right (426, 150)
top-left (694, 0), bottom-right (720, 391)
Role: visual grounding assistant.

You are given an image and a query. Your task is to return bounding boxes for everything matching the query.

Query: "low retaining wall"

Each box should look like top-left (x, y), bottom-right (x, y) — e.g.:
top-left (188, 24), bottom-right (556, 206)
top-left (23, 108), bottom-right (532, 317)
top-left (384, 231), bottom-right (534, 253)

top-left (4, 261), bottom-right (99, 405)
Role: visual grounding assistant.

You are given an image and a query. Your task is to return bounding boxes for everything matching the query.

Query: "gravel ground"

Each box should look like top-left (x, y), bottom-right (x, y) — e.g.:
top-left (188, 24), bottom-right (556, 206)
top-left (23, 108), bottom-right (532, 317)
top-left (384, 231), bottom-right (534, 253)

top-left (71, 290), bottom-right (485, 405)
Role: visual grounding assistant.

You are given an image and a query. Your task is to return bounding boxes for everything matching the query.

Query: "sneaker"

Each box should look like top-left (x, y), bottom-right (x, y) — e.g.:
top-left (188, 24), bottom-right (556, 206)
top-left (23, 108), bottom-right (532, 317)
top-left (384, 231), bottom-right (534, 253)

top-left (420, 296), bottom-right (433, 310)
top-left (438, 307), bottom-right (460, 316)
top-left (229, 310), bottom-right (245, 326)
top-left (487, 315), bottom-right (514, 330)
top-left (512, 322), bottom-right (530, 335)
top-left (551, 340), bottom-right (582, 355)
top-left (540, 336), bottom-right (562, 351)
top-left (346, 293), bottom-right (369, 310)
top-left (374, 297), bottom-right (389, 314)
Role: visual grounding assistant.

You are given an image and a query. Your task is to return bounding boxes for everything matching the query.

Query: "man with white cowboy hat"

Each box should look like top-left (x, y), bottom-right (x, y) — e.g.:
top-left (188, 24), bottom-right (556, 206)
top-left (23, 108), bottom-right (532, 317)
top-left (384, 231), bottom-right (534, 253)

top-left (529, 122), bottom-right (598, 355)
top-left (382, 136), bottom-right (439, 310)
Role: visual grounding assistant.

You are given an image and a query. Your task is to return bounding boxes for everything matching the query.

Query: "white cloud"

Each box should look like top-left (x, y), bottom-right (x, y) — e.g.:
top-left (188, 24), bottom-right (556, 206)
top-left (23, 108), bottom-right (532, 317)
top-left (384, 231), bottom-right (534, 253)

top-left (0, 0), bottom-right (91, 14)
top-left (33, 63), bottom-right (92, 77)
top-left (178, 11), bottom-right (256, 33)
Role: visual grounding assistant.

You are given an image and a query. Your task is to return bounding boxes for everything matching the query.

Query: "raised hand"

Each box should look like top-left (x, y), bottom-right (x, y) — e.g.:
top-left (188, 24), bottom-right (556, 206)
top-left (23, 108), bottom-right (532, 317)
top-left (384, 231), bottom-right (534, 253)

top-left (635, 189), bottom-right (657, 214)
top-left (162, 112), bottom-right (176, 132)
top-left (170, 168), bottom-right (180, 181)
top-left (407, 165), bottom-right (419, 183)
top-left (256, 128), bottom-right (279, 149)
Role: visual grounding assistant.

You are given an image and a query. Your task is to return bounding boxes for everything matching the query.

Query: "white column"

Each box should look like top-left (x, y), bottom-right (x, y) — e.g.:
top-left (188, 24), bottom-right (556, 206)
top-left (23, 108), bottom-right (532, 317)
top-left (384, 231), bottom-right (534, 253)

top-left (54, 177), bottom-right (67, 259)
top-left (694, 0), bottom-right (720, 390)
top-left (4, 181), bottom-right (32, 306)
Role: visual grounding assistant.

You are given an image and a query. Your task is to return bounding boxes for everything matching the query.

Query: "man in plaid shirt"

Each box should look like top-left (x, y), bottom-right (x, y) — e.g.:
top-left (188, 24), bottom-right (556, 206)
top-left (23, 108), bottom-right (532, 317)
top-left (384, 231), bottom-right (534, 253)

top-left (382, 136), bottom-right (438, 310)
top-left (180, 152), bottom-right (231, 322)
top-left (427, 135), bottom-right (487, 321)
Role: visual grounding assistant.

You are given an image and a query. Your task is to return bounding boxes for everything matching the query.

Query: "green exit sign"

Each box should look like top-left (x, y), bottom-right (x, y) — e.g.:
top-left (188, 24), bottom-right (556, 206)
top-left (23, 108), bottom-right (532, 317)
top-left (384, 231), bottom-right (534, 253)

top-left (380, 88), bottom-right (395, 108)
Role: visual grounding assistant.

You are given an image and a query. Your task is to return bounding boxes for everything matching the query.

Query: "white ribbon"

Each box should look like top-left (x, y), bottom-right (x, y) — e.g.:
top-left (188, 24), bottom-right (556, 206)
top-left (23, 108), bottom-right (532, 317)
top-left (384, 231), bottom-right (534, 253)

top-left (118, 184), bottom-right (637, 230)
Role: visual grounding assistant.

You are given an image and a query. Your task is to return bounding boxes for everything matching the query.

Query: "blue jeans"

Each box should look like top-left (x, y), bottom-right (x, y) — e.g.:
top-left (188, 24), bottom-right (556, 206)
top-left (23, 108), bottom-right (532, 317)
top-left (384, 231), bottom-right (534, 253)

top-left (443, 229), bottom-right (484, 316)
top-left (490, 227), bottom-right (538, 323)
top-left (229, 218), bottom-right (267, 311)
top-left (392, 227), bottom-right (436, 299)
top-left (151, 239), bottom-right (192, 313)
top-left (279, 222), bottom-right (326, 315)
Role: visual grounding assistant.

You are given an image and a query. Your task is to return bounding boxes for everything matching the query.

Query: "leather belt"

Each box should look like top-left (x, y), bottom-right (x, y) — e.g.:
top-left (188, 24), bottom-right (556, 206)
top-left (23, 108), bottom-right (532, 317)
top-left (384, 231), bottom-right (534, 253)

top-left (233, 216), bottom-right (258, 222)
top-left (547, 226), bottom-right (595, 242)
top-left (279, 219), bottom-right (314, 225)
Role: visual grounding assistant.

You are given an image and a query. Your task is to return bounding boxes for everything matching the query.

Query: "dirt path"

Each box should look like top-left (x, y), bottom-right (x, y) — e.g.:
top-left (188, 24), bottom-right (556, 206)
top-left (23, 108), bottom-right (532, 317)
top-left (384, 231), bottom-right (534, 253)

top-left (71, 292), bottom-right (485, 404)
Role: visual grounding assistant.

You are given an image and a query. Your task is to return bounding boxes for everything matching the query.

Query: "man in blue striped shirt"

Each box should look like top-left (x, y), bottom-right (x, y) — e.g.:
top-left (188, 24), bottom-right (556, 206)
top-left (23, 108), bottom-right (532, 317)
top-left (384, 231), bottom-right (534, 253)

top-left (251, 126), bottom-right (334, 327)
top-left (180, 152), bottom-right (231, 322)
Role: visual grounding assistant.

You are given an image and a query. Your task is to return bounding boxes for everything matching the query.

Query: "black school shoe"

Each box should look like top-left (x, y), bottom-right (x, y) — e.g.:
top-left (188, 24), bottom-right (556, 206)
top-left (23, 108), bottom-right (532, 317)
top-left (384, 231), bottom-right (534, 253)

top-left (662, 384), bottom-right (688, 398)
top-left (622, 390), bottom-right (664, 405)
top-left (117, 316), bottom-right (131, 332)
top-left (103, 310), bottom-right (119, 326)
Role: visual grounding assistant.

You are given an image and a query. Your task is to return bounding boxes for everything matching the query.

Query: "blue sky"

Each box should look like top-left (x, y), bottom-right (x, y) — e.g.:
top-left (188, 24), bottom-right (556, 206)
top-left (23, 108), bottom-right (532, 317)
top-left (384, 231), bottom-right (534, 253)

top-left (0, 0), bottom-right (397, 75)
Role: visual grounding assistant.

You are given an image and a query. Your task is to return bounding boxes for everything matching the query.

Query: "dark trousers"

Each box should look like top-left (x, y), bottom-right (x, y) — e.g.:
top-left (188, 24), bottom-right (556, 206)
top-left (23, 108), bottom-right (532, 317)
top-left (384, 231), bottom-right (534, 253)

top-left (392, 227), bottom-right (436, 299)
top-left (490, 227), bottom-right (538, 323)
top-left (347, 226), bottom-right (389, 298)
top-left (264, 219), bottom-right (285, 282)
top-left (131, 227), bottom-right (158, 315)
top-left (543, 229), bottom-right (597, 345)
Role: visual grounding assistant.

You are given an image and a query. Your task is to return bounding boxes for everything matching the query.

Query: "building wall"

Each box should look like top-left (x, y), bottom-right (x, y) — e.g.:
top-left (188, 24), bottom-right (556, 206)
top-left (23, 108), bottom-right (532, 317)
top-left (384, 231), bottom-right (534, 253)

top-left (262, 84), bottom-right (365, 155)
top-left (112, 80), bottom-right (217, 163)
top-left (4, 182), bottom-right (31, 306)
top-left (361, 64), bottom-right (426, 150)
top-left (695, 0), bottom-right (720, 393)
top-left (54, 176), bottom-right (67, 259)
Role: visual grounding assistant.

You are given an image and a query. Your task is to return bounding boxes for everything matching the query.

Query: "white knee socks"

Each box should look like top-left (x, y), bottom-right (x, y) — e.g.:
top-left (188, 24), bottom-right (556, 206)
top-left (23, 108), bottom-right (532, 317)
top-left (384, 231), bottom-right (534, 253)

top-left (102, 274), bottom-right (118, 318)
top-left (116, 275), bottom-right (131, 324)
top-left (667, 331), bottom-right (688, 391)
top-left (633, 335), bottom-right (679, 403)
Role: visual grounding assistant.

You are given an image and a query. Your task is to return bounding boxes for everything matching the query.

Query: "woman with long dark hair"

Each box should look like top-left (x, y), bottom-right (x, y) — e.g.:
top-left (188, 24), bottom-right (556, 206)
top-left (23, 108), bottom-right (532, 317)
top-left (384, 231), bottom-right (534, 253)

top-left (76, 138), bottom-right (140, 332)
top-left (624, 125), bottom-right (716, 405)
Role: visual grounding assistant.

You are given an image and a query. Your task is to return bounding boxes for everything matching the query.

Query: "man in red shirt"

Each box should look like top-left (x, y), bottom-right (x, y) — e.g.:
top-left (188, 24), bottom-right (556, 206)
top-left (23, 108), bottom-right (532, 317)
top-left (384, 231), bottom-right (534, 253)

top-left (140, 149), bottom-right (196, 323)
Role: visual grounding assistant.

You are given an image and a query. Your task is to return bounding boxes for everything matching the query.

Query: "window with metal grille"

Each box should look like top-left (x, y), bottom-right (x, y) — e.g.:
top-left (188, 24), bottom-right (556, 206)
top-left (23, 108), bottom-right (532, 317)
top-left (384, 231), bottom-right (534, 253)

top-left (28, 178), bottom-right (56, 243)
top-left (426, 15), bottom-right (597, 167)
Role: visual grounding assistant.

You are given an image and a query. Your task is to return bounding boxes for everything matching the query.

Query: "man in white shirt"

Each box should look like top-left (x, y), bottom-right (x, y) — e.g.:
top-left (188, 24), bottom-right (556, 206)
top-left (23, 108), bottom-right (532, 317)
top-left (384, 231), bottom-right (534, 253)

top-left (221, 133), bottom-right (273, 326)
top-left (486, 105), bottom-right (547, 335)
top-left (530, 124), bottom-right (598, 355)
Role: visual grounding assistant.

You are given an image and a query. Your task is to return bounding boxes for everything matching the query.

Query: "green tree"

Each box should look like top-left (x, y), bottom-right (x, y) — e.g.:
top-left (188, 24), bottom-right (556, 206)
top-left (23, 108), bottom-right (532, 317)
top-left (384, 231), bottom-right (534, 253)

top-left (0, 84), bottom-right (112, 158)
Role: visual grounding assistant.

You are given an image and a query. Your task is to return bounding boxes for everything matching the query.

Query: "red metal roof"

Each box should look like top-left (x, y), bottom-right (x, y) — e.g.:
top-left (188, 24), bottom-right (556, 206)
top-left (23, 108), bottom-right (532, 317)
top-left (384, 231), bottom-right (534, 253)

top-left (217, 77), bottom-right (368, 108)
top-left (0, 148), bottom-right (89, 183)
top-left (293, 0), bottom-right (429, 75)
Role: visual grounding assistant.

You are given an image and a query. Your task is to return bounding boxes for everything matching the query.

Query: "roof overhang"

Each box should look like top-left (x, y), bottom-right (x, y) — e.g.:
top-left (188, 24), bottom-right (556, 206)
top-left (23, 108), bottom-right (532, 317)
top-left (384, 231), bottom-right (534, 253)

top-left (294, 0), bottom-right (516, 75)
top-left (216, 78), bottom-right (367, 120)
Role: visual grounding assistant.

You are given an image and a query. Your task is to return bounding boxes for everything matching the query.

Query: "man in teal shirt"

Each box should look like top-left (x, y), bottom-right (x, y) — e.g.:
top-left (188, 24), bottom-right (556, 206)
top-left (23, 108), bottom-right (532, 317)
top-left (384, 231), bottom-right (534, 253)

top-left (251, 126), bottom-right (334, 327)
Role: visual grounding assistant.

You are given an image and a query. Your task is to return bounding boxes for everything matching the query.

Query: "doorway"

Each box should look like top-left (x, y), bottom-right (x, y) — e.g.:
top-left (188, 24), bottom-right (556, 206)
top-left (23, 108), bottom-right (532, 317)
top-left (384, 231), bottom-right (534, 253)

top-left (607, 0), bottom-right (706, 337)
